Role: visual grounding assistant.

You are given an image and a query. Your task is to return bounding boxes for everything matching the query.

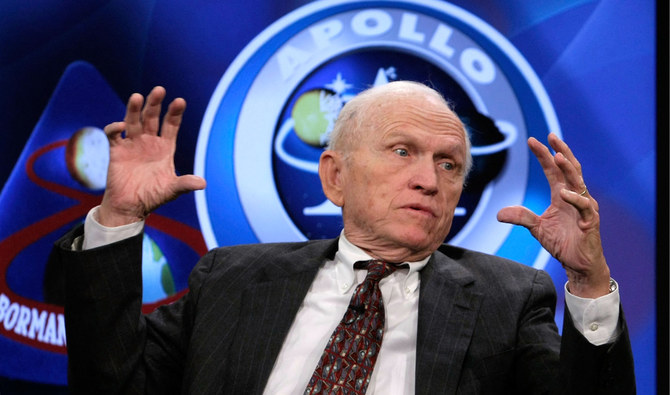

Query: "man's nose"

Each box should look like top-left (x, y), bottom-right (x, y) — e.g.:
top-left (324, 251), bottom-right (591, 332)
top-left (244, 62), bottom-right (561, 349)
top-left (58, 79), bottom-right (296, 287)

top-left (409, 158), bottom-right (438, 194)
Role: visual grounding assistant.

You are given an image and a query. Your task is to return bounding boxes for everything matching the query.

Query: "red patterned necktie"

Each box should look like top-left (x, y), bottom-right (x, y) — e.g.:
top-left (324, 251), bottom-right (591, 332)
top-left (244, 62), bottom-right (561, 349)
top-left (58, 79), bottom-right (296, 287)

top-left (305, 259), bottom-right (398, 395)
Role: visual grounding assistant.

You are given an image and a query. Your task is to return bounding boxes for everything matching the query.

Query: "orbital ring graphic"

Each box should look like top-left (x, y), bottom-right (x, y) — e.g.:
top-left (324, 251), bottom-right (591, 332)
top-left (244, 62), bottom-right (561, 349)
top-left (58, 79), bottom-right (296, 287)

top-left (275, 118), bottom-right (319, 174)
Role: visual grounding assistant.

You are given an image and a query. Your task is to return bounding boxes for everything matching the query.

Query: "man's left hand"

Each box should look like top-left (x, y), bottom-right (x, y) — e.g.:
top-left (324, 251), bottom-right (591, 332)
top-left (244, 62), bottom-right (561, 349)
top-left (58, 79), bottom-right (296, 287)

top-left (497, 133), bottom-right (611, 298)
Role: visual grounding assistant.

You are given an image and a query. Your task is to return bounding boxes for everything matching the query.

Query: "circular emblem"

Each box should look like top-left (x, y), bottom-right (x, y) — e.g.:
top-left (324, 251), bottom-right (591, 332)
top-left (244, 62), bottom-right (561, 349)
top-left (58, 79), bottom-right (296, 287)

top-left (195, 0), bottom-right (560, 269)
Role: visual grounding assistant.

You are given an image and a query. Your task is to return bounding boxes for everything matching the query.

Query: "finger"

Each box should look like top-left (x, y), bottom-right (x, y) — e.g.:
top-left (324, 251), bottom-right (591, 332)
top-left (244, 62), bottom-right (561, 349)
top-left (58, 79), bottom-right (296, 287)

top-left (548, 133), bottom-right (583, 177)
top-left (124, 93), bottom-right (145, 138)
top-left (554, 152), bottom-right (587, 195)
top-left (104, 121), bottom-right (126, 146)
top-left (559, 188), bottom-right (595, 224)
top-left (141, 86), bottom-right (166, 136)
top-left (549, 134), bottom-right (599, 210)
top-left (527, 137), bottom-right (563, 187)
top-left (160, 97), bottom-right (186, 141)
top-left (497, 205), bottom-right (539, 230)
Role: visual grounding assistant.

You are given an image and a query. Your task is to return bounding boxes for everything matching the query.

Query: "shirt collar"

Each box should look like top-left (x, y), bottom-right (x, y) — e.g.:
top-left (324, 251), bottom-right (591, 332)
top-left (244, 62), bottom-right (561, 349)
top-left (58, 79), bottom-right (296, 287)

top-left (334, 232), bottom-right (430, 296)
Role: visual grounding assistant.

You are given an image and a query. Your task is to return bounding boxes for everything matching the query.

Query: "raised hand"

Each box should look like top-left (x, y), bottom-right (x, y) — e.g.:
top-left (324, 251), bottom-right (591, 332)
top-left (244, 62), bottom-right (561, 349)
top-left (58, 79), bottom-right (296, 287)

top-left (497, 133), bottom-right (610, 298)
top-left (98, 86), bottom-right (206, 227)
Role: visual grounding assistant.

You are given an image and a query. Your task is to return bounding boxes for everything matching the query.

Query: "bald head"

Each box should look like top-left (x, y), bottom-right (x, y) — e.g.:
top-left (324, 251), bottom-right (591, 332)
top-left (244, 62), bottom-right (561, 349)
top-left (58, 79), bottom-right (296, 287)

top-left (327, 81), bottom-right (472, 178)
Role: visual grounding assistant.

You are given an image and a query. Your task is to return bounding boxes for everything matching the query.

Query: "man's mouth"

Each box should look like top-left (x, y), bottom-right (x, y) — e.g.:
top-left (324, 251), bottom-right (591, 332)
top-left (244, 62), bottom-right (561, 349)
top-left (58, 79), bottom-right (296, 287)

top-left (404, 204), bottom-right (436, 217)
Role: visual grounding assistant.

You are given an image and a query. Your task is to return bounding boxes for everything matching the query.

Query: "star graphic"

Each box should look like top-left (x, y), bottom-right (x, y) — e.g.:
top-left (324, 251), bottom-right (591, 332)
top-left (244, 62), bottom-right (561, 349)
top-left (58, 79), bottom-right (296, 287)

top-left (325, 73), bottom-right (353, 94)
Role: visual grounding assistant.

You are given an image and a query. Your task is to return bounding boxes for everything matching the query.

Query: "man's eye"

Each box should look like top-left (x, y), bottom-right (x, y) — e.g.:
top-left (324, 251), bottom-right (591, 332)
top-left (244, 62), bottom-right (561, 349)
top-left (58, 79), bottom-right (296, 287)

top-left (394, 148), bottom-right (409, 157)
top-left (439, 162), bottom-right (454, 170)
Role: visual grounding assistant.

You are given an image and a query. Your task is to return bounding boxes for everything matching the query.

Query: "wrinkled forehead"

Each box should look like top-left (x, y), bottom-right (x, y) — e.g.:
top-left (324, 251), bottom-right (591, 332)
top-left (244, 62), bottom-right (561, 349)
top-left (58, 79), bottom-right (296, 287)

top-left (364, 91), bottom-right (466, 139)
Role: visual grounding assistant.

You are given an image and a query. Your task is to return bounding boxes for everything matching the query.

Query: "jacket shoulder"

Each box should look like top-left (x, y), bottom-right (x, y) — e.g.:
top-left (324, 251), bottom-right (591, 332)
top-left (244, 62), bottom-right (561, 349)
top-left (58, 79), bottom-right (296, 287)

top-left (192, 238), bottom-right (339, 279)
top-left (434, 244), bottom-right (552, 295)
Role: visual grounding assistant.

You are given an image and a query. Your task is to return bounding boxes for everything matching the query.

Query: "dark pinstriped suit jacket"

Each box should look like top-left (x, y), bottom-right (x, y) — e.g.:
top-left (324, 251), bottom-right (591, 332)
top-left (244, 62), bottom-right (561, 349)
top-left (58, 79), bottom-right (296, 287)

top-left (57, 226), bottom-right (635, 394)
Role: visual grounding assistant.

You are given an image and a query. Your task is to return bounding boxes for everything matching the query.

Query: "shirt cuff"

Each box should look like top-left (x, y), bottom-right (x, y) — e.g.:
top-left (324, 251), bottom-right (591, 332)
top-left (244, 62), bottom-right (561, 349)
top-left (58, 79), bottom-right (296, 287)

top-left (564, 280), bottom-right (621, 346)
top-left (78, 206), bottom-right (145, 250)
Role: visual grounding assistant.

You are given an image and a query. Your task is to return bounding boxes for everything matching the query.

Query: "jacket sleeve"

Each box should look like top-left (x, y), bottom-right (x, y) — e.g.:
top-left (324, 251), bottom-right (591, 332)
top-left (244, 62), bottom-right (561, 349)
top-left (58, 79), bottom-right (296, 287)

top-left (56, 224), bottom-right (215, 394)
top-left (559, 303), bottom-right (636, 394)
top-left (518, 270), bottom-right (636, 395)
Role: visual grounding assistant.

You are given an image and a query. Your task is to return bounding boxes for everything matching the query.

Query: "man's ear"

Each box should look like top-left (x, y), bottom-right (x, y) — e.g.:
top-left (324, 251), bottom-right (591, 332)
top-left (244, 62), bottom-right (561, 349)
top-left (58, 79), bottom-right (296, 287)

top-left (319, 150), bottom-right (345, 207)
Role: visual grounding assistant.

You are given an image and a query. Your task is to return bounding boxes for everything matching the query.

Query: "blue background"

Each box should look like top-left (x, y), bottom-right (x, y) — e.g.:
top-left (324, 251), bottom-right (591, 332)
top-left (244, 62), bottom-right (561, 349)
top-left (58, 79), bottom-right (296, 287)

top-left (0, 0), bottom-right (658, 393)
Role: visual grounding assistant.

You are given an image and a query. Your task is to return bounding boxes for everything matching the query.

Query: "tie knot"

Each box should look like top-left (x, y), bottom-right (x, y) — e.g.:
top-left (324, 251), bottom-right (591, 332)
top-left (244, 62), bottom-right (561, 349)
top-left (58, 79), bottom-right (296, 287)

top-left (354, 259), bottom-right (398, 281)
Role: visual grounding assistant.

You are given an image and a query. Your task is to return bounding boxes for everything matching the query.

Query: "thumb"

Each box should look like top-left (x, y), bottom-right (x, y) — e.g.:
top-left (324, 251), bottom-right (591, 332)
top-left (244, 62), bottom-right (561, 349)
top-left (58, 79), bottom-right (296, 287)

top-left (173, 175), bottom-right (207, 195)
top-left (497, 206), bottom-right (538, 229)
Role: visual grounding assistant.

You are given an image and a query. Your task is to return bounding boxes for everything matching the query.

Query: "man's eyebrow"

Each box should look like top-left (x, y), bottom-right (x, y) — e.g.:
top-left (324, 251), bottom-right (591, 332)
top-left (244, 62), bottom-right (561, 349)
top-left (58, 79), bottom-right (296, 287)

top-left (383, 130), bottom-right (418, 142)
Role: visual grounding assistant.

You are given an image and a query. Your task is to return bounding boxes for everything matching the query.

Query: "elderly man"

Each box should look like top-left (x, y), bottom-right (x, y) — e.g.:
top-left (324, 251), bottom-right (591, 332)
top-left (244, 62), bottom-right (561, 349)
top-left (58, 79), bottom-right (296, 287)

top-left (55, 81), bottom-right (634, 394)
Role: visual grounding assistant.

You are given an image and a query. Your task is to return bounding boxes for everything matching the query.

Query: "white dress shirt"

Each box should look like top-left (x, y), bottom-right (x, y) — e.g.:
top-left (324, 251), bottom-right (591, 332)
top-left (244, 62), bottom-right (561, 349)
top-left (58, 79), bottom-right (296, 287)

top-left (79, 206), bottom-right (621, 394)
top-left (263, 234), bottom-right (426, 395)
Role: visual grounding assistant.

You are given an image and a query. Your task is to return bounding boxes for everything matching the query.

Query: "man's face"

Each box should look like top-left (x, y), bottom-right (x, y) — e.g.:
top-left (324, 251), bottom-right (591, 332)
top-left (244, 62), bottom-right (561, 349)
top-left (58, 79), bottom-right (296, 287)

top-left (337, 94), bottom-right (468, 262)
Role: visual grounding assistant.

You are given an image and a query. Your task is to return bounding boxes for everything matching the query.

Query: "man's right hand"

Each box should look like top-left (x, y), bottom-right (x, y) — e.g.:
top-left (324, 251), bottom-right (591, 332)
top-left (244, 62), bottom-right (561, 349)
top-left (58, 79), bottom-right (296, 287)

top-left (98, 86), bottom-right (206, 227)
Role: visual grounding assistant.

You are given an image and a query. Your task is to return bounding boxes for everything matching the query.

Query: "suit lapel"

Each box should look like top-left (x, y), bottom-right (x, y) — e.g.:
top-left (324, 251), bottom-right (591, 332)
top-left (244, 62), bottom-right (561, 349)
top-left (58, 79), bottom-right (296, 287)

top-left (226, 239), bottom-right (339, 394)
top-left (415, 250), bottom-right (483, 395)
